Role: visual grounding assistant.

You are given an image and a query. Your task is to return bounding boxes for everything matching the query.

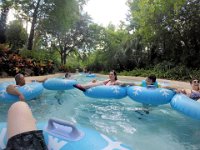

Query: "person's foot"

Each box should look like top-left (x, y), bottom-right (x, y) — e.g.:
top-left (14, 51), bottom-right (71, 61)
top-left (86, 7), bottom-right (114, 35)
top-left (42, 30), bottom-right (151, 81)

top-left (144, 110), bottom-right (149, 114)
top-left (73, 84), bottom-right (86, 92)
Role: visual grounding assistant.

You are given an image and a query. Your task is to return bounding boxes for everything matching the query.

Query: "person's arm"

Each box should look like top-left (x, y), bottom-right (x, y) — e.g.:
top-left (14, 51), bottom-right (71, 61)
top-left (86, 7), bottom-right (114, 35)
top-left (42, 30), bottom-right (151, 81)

top-left (184, 89), bottom-right (191, 96)
top-left (6, 85), bottom-right (25, 101)
top-left (162, 85), bottom-right (177, 90)
top-left (114, 81), bottom-right (136, 86)
top-left (31, 77), bottom-right (47, 83)
top-left (83, 80), bottom-right (103, 89)
top-left (122, 82), bottom-right (136, 86)
top-left (162, 86), bottom-right (187, 94)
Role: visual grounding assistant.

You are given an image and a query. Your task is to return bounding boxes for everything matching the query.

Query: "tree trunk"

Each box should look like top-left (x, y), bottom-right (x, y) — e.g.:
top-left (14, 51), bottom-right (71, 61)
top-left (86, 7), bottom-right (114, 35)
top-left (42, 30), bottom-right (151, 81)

top-left (0, 5), bottom-right (9, 43)
top-left (64, 54), bottom-right (67, 64)
top-left (61, 53), bottom-right (64, 65)
top-left (27, 0), bottom-right (41, 50)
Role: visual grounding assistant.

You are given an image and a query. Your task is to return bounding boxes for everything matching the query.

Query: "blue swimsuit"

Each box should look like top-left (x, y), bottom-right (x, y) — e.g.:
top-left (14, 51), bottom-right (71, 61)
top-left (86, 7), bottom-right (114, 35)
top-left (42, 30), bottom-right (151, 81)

top-left (190, 91), bottom-right (200, 100)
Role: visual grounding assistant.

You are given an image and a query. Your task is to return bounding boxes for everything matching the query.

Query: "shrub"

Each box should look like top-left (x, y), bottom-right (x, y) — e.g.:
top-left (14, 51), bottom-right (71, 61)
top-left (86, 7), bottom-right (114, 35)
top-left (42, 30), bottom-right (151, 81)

top-left (119, 66), bottom-right (199, 81)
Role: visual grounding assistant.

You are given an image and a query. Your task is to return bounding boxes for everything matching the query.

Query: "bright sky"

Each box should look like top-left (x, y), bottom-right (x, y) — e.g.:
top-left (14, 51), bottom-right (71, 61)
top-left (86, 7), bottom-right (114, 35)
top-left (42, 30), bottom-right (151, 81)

top-left (83, 0), bottom-right (129, 27)
top-left (7, 9), bottom-right (15, 23)
top-left (7, 0), bottom-right (129, 28)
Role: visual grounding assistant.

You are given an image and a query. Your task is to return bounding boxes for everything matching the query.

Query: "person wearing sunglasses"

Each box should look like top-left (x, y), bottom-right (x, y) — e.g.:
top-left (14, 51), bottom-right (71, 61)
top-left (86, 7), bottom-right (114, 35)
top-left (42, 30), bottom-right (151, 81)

top-left (178, 79), bottom-right (200, 101)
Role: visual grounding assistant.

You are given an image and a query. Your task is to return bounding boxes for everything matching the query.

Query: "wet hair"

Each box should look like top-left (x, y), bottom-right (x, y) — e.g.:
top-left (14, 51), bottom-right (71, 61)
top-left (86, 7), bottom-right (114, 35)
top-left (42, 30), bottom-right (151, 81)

top-left (148, 74), bottom-right (156, 83)
top-left (65, 72), bottom-right (69, 78)
top-left (190, 78), bottom-right (199, 84)
top-left (15, 73), bottom-right (24, 85)
top-left (111, 70), bottom-right (117, 80)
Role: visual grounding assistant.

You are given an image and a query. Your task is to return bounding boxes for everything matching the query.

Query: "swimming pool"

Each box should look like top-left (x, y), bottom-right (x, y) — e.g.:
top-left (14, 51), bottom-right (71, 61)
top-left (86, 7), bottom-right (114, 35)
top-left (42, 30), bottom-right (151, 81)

top-left (0, 74), bottom-right (200, 150)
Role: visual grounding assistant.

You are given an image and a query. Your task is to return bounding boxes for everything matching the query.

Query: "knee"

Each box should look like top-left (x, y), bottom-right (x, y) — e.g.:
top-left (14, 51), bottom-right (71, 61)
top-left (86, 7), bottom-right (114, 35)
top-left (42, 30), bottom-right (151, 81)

top-left (8, 101), bottom-right (29, 115)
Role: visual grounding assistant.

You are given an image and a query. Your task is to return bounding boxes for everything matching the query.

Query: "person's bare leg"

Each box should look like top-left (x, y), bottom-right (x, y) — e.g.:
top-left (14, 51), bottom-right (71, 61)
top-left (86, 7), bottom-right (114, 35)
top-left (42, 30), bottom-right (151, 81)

top-left (82, 81), bottom-right (103, 89)
top-left (74, 81), bottom-right (104, 92)
top-left (7, 101), bottom-right (37, 139)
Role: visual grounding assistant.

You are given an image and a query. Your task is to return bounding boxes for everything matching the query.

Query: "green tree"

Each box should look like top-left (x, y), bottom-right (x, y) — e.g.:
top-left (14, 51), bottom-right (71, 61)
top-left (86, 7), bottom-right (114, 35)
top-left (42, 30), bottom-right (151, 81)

top-left (14, 0), bottom-right (73, 50)
top-left (127, 0), bottom-right (200, 68)
top-left (14, 0), bottom-right (44, 50)
top-left (14, 0), bottom-right (52, 47)
top-left (6, 20), bottom-right (27, 50)
top-left (0, 0), bottom-right (13, 43)
top-left (43, 0), bottom-right (98, 65)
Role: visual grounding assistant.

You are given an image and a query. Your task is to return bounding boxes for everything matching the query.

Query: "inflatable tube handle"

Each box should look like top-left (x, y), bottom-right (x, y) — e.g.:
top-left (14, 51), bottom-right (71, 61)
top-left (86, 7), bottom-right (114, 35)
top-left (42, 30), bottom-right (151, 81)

top-left (46, 118), bottom-right (84, 141)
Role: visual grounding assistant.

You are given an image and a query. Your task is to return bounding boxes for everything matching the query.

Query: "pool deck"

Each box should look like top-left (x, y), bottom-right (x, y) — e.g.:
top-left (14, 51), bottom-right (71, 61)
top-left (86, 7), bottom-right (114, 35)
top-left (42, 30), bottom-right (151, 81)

top-left (0, 73), bottom-right (191, 89)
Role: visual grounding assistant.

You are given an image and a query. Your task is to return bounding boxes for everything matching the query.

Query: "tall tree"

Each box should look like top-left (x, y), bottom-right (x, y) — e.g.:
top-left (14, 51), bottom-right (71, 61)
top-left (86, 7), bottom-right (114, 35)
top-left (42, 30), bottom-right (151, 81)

top-left (6, 20), bottom-right (27, 50)
top-left (26, 0), bottom-right (41, 50)
top-left (53, 14), bottom-right (96, 65)
top-left (14, 0), bottom-right (55, 50)
top-left (0, 0), bottom-right (13, 43)
top-left (42, 0), bottom-right (95, 65)
top-left (127, 0), bottom-right (200, 67)
top-left (14, 0), bottom-right (87, 50)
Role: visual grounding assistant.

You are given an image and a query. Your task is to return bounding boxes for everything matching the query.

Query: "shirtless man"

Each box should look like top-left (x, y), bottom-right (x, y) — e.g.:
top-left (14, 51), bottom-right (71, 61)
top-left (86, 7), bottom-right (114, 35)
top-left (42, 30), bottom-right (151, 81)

top-left (6, 73), bottom-right (47, 101)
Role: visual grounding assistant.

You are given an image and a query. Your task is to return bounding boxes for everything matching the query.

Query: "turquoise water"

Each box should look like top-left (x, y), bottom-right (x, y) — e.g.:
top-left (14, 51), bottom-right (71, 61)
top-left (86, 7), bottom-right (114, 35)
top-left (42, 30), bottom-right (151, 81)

top-left (0, 74), bottom-right (200, 150)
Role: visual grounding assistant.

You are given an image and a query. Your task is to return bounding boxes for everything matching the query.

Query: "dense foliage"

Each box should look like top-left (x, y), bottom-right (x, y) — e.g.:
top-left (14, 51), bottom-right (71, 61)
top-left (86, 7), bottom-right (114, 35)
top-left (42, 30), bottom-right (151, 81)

top-left (0, 0), bottom-right (199, 80)
top-left (6, 20), bottom-right (27, 50)
top-left (82, 0), bottom-right (200, 80)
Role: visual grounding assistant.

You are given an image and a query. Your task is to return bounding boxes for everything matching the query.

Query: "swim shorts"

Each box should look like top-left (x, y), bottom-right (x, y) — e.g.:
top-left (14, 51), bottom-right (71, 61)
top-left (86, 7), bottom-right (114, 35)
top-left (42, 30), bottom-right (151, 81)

top-left (5, 130), bottom-right (47, 150)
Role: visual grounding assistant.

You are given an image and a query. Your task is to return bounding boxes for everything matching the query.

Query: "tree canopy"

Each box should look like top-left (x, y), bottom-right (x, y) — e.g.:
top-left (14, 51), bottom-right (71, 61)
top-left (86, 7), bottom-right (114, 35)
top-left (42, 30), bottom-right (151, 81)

top-left (0, 0), bottom-right (199, 79)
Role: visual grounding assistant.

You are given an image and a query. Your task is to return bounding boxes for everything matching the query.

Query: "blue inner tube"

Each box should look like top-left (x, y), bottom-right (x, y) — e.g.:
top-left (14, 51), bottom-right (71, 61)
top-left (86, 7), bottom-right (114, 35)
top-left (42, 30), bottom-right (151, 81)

top-left (84, 85), bottom-right (127, 99)
top-left (0, 118), bottom-right (131, 150)
top-left (170, 94), bottom-right (200, 120)
top-left (0, 81), bottom-right (15, 91)
top-left (127, 86), bottom-right (176, 105)
top-left (43, 78), bottom-right (77, 90)
top-left (86, 74), bottom-right (96, 77)
top-left (0, 82), bottom-right (43, 103)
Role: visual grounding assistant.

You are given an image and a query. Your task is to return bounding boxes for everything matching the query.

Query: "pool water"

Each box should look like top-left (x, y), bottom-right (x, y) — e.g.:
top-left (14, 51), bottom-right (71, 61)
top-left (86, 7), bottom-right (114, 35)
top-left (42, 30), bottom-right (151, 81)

top-left (0, 74), bottom-right (200, 150)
